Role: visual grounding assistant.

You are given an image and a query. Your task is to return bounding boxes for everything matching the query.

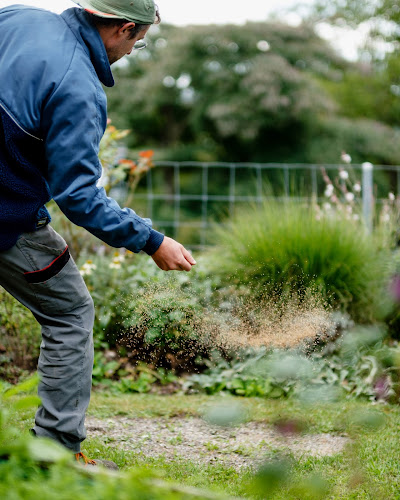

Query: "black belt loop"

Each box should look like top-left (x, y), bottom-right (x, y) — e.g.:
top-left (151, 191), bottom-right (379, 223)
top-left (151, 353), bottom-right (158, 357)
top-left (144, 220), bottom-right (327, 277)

top-left (36, 217), bottom-right (50, 229)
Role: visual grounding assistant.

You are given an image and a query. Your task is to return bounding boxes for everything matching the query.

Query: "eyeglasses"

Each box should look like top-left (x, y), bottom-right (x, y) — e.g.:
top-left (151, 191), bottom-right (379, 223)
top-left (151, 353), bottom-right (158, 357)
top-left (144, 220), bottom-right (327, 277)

top-left (133, 39), bottom-right (147, 50)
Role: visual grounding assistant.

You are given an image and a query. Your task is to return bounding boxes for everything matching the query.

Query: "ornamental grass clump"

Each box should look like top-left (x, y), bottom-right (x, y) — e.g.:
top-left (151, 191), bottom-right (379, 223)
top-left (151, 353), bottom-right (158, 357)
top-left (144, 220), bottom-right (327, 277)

top-left (209, 201), bottom-right (389, 322)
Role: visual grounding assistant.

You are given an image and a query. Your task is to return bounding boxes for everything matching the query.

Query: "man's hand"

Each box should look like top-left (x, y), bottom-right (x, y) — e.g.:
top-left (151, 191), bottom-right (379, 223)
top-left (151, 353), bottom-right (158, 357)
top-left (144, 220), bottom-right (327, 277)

top-left (151, 236), bottom-right (196, 271)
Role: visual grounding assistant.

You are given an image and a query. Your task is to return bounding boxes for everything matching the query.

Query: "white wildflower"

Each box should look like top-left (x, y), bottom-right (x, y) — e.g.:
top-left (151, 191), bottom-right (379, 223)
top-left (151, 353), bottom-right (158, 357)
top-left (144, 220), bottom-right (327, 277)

top-left (341, 152), bottom-right (352, 164)
top-left (109, 252), bottom-right (124, 269)
top-left (345, 192), bottom-right (355, 202)
top-left (257, 40), bottom-right (270, 52)
top-left (353, 214), bottom-right (360, 221)
top-left (324, 184), bottom-right (334, 197)
top-left (339, 170), bottom-right (349, 180)
top-left (79, 260), bottom-right (97, 276)
top-left (176, 73), bottom-right (192, 90)
top-left (323, 202), bottom-right (331, 211)
top-left (163, 75), bottom-right (175, 88)
top-left (112, 252), bottom-right (125, 263)
top-left (234, 63), bottom-right (248, 75)
top-left (382, 213), bottom-right (390, 222)
top-left (353, 183), bottom-right (361, 193)
top-left (389, 192), bottom-right (395, 201)
top-left (109, 261), bottom-right (122, 270)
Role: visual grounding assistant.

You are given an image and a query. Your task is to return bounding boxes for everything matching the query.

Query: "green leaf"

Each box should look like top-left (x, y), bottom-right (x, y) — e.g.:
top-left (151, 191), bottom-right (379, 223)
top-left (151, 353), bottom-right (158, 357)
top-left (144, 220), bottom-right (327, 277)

top-left (12, 395), bottom-right (41, 411)
top-left (27, 438), bottom-right (71, 463)
top-left (144, 328), bottom-right (161, 343)
top-left (3, 374), bottom-right (39, 399)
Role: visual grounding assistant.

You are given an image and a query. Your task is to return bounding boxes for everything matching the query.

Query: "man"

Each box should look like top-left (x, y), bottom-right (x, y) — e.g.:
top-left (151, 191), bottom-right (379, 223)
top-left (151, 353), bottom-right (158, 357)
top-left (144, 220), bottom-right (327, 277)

top-left (0, 0), bottom-right (196, 466)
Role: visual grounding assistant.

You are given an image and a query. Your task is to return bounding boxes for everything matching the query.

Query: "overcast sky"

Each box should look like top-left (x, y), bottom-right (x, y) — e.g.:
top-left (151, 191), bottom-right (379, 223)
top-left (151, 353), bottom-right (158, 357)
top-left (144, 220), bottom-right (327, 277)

top-left (0, 0), bottom-right (308, 25)
top-left (0, 0), bottom-right (366, 60)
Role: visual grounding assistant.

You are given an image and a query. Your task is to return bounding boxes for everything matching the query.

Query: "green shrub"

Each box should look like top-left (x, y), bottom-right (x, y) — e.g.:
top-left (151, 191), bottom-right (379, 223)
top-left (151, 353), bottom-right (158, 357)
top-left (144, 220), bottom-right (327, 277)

top-left (80, 252), bottom-right (220, 373)
top-left (0, 289), bottom-right (40, 379)
top-left (208, 200), bottom-right (389, 322)
top-left (305, 116), bottom-right (400, 165)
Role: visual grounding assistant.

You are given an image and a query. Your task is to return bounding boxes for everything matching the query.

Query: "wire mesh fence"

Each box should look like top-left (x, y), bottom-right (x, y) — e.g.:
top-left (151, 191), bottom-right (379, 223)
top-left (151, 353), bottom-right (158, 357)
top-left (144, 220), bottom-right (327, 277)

top-left (125, 161), bottom-right (400, 247)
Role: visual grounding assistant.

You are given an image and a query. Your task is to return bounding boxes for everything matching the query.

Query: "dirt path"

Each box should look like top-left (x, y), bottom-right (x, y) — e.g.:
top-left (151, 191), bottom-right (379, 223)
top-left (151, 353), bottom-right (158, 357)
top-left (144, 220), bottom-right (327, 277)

top-left (87, 416), bottom-right (349, 470)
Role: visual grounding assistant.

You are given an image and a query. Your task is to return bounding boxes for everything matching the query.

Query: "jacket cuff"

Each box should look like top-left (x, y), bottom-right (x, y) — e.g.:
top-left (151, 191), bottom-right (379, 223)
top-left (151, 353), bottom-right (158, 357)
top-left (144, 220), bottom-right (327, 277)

top-left (142, 229), bottom-right (165, 256)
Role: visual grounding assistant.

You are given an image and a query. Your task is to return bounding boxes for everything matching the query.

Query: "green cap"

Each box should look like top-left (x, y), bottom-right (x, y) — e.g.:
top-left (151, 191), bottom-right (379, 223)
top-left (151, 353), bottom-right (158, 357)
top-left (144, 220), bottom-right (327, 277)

top-left (73, 0), bottom-right (156, 24)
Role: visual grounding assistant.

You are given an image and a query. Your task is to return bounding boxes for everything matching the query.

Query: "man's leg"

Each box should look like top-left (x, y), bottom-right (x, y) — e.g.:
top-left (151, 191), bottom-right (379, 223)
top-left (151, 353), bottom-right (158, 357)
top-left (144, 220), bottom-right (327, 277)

top-left (0, 225), bottom-right (94, 453)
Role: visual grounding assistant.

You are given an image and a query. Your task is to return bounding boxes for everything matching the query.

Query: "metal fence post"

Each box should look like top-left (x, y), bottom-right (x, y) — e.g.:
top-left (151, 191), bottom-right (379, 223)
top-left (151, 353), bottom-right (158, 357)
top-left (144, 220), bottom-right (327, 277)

top-left (201, 164), bottom-right (208, 246)
top-left (229, 164), bottom-right (235, 216)
top-left (362, 162), bottom-right (374, 233)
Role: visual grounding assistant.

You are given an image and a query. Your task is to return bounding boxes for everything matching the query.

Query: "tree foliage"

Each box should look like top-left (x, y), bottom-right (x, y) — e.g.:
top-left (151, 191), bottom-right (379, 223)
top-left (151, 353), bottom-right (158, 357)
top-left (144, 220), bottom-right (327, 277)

top-left (305, 0), bottom-right (400, 39)
top-left (107, 22), bottom-right (345, 162)
top-left (106, 20), bottom-right (400, 164)
top-left (301, 0), bottom-right (400, 133)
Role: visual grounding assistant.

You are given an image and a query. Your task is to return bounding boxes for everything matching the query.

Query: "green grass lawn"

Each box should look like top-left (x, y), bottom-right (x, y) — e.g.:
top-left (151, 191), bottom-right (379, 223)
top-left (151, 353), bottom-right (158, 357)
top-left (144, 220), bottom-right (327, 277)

top-left (11, 391), bottom-right (400, 499)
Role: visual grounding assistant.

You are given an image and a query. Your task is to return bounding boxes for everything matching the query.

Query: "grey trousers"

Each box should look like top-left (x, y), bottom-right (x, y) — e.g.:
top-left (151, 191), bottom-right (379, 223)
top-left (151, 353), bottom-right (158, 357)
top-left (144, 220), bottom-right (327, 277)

top-left (0, 225), bottom-right (94, 452)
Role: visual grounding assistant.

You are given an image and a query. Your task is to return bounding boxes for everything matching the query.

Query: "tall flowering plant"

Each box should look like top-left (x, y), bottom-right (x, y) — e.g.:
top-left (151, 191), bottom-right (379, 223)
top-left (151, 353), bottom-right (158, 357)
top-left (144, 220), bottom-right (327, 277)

top-left (98, 119), bottom-right (154, 206)
top-left (315, 152), bottom-right (363, 222)
top-left (316, 153), bottom-right (398, 239)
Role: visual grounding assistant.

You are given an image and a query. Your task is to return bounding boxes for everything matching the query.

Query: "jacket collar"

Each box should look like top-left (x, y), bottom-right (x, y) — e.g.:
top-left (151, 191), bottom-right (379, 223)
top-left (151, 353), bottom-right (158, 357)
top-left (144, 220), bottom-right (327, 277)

top-left (61, 8), bottom-right (115, 88)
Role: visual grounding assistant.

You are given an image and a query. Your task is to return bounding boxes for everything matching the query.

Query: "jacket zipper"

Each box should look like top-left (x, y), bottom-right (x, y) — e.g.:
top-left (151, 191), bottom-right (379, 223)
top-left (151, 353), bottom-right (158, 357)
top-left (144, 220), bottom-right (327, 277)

top-left (0, 101), bottom-right (43, 141)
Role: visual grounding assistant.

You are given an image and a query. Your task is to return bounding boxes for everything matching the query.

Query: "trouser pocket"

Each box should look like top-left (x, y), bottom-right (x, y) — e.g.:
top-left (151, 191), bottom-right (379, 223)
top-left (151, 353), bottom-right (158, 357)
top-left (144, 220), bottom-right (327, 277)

top-left (17, 226), bottom-right (91, 314)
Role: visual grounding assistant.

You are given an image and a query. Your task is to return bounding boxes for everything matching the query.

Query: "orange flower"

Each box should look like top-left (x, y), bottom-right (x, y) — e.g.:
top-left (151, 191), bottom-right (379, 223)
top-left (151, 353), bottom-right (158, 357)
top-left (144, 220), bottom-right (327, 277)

top-left (139, 150), bottom-right (154, 159)
top-left (119, 158), bottom-right (135, 167)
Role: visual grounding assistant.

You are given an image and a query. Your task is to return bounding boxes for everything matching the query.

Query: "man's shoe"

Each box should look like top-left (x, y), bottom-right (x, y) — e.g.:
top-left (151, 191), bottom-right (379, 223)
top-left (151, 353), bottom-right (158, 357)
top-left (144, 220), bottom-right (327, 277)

top-left (29, 432), bottom-right (117, 470)
top-left (75, 452), bottom-right (119, 470)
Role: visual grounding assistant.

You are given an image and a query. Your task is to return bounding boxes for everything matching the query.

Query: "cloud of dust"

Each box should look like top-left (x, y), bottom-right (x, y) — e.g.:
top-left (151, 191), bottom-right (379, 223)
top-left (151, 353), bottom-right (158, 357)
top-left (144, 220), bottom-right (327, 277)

top-left (198, 293), bottom-right (333, 351)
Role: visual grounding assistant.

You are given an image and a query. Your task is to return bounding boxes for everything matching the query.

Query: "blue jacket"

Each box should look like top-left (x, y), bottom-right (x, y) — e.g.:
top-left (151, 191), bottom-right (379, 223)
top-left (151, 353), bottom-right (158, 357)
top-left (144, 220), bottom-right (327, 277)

top-left (0, 5), bottom-right (164, 254)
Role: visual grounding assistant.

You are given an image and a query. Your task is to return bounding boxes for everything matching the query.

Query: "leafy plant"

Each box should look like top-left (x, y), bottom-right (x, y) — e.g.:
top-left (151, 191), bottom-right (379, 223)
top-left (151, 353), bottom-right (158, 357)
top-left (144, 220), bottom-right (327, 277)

top-left (0, 374), bottom-right (71, 464)
top-left (184, 349), bottom-right (307, 399)
top-left (79, 251), bottom-right (220, 372)
top-left (0, 289), bottom-right (40, 378)
top-left (185, 327), bottom-right (400, 403)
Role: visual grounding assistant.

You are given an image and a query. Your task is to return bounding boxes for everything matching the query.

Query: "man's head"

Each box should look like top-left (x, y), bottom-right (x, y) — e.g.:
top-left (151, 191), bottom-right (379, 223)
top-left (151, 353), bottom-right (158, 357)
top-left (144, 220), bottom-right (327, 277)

top-left (73, 0), bottom-right (160, 64)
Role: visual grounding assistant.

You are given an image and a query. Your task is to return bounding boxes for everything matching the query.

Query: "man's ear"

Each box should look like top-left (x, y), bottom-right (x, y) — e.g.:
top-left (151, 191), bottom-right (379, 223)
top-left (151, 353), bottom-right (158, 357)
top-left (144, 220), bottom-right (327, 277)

top-left (119, 22), bottom-right (136, 36)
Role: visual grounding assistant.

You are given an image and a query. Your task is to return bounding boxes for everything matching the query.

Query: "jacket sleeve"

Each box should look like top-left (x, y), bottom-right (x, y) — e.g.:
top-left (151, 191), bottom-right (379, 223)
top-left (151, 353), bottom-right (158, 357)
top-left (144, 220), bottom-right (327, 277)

top-left (40, 57), bottom-right (164, 255)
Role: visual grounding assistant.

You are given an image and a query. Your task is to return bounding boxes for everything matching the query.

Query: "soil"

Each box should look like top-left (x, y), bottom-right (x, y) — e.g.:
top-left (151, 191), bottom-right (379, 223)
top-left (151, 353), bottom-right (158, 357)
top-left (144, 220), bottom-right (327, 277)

top-left (86, 415), bottom-right (349, 471)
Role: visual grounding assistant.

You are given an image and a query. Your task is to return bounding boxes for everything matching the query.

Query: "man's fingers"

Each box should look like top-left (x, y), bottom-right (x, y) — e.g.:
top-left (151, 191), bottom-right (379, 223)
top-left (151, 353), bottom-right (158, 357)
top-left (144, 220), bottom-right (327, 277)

top-left (179, 258), bottom-right (192, 272)
top-left (179, 262), bottom-right (192, 272)
top-left (182, 246), bottom-right (196, 266)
